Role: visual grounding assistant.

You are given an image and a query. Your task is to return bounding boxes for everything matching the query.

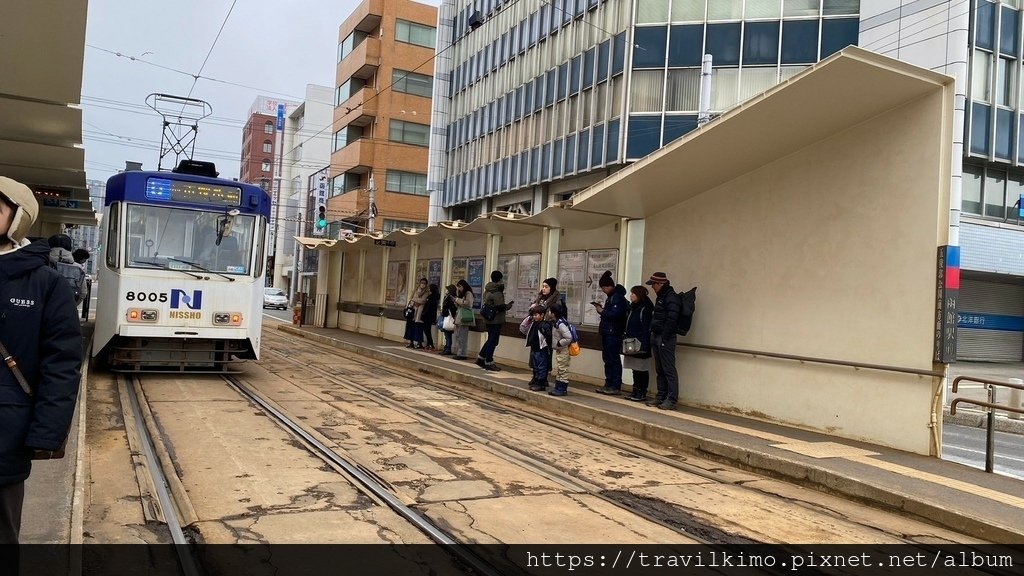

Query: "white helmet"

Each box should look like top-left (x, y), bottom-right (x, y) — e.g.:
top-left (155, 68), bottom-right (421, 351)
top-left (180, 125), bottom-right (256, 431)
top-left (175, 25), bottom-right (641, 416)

top-left (0, 176), bottom-right (38, 243)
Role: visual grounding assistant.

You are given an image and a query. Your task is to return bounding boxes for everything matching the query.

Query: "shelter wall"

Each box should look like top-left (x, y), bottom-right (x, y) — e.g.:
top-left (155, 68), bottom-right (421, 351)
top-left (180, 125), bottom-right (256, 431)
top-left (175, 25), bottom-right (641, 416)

top-left (643, 91), bottom-right (950, 454)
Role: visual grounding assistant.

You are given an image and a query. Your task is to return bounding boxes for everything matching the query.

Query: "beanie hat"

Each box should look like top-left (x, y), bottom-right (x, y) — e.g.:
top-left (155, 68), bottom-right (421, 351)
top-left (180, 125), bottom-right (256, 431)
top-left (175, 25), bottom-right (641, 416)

top-left (543, 277), bottom-right (558, 290)
top-left (48, 233), bottom-right (73, 251)
top-left (0, 176), bottom-right (38, 243)
top-left (491, 270), bottom-right (503, 282)
top-left (645, 272), bottom-right (669, 286)
top-left (598, 270), bottom-right (614, 288)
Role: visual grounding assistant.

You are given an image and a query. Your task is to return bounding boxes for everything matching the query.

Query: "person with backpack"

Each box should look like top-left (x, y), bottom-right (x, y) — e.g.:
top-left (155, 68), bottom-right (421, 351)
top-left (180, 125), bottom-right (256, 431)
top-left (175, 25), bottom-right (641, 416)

top-left (452, 279), bottom-right (474, 360)
top-left (623, 285), bottom-right (655, 402)
top-left (549, 303), bottom-right (575, 396)
top-left (476, 270), bottom-right (513, 372)
top-left (46, 234), bottom-right (86, 306)
top-left (438, 284), bottom-right (458, 356)
top-left (0, 177), bottom-right (82, 544)
top-left (592, 271), bottom-right (629, 395)
top-left (646, 272), bottom-right (682, 410)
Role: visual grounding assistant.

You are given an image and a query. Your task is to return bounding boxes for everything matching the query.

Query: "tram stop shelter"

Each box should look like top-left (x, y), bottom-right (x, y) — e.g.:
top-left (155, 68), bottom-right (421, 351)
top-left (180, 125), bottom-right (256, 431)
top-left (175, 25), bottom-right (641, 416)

top-left (299, 47), bottom-right (956, 455)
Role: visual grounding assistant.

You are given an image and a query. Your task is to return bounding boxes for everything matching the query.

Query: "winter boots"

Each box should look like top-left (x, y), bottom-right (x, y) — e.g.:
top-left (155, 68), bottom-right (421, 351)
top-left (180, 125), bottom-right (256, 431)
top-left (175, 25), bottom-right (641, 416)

top-left (548, 380), bottom-right (568, 396)
top-left (528, 378), bottom-right (548, 392)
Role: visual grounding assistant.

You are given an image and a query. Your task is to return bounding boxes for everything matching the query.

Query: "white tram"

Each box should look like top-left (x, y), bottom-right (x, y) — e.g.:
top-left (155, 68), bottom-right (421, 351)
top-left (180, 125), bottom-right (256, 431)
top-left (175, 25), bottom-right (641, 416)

top-left (92, 162), bottom-right (271, 371)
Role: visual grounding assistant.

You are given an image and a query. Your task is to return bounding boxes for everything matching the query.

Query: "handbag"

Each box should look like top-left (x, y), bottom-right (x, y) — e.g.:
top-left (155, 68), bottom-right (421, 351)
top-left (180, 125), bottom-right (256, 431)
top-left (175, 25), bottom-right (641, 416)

top-left (442, 314), bottom-right (456, 331)
top-left (621, 337), bottom-right (642, 355)
top-left (458, 307), bottom-right (475, 325)
top-left (403, 304), bottom-right (415, 320)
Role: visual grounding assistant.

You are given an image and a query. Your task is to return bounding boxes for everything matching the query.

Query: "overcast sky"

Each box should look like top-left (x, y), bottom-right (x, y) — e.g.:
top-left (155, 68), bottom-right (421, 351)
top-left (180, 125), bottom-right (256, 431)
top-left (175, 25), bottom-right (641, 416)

top-left (82, 0), bottom-right (439, 186)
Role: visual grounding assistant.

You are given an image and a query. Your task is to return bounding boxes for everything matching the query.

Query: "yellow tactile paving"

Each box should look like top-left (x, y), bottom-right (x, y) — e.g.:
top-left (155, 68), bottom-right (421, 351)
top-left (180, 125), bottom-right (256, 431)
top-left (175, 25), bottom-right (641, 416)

top-left (772, 442), bottom-right (880, 459)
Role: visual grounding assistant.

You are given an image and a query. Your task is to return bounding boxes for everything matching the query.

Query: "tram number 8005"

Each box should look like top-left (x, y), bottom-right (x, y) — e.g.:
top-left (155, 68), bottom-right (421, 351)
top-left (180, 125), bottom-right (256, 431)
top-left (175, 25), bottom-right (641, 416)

top-left (125, 291), bottom-right (168, 303)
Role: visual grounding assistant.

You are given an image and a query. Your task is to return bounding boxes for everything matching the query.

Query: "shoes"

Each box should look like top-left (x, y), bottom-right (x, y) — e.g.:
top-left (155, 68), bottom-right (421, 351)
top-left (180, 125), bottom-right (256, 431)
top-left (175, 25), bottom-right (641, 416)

top-left (484, 364), bottom-right (501, 372)
top-left (425, 345), bottom-right (434, 351)
top-left (625, 395), bottom-right (647, 402)
top-left (453, 355), bottom-right (468, 360)
top-left (548, 388), bottom-right (567, 396)
top-left (413, 344), bottom-right (423, 349)
top-left (406, 343), bottom-right (414, 348)
top-left (656, 401), bottom-right (677, 411)
top-left (595, 386), bottom-right (621, 396)
top-left (475, 357), bottom-right (486, 368)
top-left (528, 380), bottom-right (548, 391)
top-left (646, 397), bottom-right (666, 407)
top-left (439, 350), bottom-right (452, 356)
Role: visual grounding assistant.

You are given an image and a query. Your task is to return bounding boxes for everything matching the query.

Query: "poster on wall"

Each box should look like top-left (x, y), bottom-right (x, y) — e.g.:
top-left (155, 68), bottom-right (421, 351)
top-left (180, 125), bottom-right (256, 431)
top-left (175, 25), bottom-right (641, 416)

top-left (585, 249), bottom-right (619, 325)
top-left (468, 256), bottom-right (486, 309)
top-left (415, 260), bottom-right (430, 286)
top-left (558, 251), bottom-right (587, 324)
top-left (451, 257), bottom-right (468, 291)
top-left (497, 254), bottom-right (519, 316)
top-left (428, 259), bottom-right (443, 288)
top-left (387, 261), bottom-right (410, 306)
top-left (516, 253), bottom-right (541, 318)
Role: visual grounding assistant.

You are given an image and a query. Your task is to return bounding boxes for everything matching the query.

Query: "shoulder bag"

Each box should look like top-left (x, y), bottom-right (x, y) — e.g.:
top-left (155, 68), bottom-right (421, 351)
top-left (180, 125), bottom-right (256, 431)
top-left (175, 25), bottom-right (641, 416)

top-left (621, 337), bottom-right (642, 355)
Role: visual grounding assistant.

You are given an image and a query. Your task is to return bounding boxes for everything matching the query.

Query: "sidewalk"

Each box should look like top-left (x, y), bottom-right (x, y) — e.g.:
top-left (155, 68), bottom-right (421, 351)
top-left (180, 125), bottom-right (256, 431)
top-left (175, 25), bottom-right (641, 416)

top-left (278, 322), bottom-right (1024, 543)
top-left (946, 362), bottom-right (1024, 433)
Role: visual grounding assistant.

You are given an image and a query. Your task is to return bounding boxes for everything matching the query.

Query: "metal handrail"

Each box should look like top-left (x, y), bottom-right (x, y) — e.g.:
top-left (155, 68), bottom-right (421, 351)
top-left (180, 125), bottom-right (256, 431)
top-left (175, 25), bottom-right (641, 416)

top-left (679, 342), bottom-right (944, 378)
top-left (949, 376), bottom-right (1024, 472)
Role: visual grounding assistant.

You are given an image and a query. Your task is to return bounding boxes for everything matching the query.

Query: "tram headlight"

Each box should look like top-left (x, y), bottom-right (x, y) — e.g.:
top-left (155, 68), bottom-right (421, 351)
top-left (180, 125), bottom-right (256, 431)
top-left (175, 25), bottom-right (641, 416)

top-left (213, 312), bottom-right (243, 326)
top-left (127, 308), bottom-right (158, 322)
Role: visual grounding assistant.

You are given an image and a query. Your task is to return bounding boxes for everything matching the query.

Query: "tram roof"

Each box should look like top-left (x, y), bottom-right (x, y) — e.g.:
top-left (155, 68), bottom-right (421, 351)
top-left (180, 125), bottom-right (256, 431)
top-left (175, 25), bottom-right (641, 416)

top-left (105, 170), bottom-right (272, 219)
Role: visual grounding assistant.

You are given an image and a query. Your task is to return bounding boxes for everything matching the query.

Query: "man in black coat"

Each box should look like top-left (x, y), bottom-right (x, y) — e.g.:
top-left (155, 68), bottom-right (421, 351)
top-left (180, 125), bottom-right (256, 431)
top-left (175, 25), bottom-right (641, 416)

top-left (0, 177), bottom-right (82, 544)
top-left (646, 272), bottom-right (681, 410)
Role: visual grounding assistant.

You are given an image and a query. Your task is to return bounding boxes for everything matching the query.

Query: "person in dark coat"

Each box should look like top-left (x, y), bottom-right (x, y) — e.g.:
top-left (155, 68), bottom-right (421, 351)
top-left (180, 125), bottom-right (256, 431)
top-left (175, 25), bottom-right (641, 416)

top-left (476, 270), bottom-right (513, 372)
top-left (646, 272), bottom-right (681, 410)
top-left (531, 277), bottom-right (561, 320)
top-left (622, 286), bottom-right (655, 402)
top-left (439, 284), bottom-right (458, 355)
top-left (593, 271), bottom-right (629, 395)
top-left (0, 177), bottom-right (82, 544)
top-left (519, 304), bottom-right (553, 391)
top-left (420, 283), bottom-right (441, 351)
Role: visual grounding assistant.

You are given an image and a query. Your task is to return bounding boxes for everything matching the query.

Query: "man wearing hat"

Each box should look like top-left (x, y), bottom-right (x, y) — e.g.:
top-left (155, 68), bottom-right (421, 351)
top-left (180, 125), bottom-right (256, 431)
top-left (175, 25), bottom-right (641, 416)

top-left (646, 272), bottom-right (681, 410)
top-left (0, 177), bottom-right (82, 543)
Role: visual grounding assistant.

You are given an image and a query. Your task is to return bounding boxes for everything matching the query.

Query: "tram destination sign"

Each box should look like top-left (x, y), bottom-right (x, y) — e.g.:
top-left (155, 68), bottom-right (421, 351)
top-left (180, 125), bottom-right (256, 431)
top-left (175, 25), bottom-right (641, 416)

top-left (374, 239), bottom-right (396, 247)
top-left (145, 177), bottom-right (242, 207)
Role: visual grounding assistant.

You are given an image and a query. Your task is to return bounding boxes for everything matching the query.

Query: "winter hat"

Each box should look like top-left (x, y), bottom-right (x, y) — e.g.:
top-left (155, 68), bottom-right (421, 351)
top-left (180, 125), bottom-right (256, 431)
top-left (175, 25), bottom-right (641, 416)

top-left (0, 176), bottom-right (38, 243)
top-left (48, 233), bottom-right (73, 251)
top-left (445, 284), bottom-right (457, 295)
top-left (543, 277), bottom-right (558, 290)
top-left (645, 272), bottom-right (669, 286)
top-left (598, 270), bottom-right (614, 288)
top-left (491, 270), bottom-right (503, 282)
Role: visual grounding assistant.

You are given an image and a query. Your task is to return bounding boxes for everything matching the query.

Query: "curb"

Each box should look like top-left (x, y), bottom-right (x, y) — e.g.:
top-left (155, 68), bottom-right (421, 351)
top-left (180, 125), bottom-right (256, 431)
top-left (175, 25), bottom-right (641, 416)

top-left (943, 408), bottom-right (1024, 435)
top-left (279, 324), bottom-right (1024, 543)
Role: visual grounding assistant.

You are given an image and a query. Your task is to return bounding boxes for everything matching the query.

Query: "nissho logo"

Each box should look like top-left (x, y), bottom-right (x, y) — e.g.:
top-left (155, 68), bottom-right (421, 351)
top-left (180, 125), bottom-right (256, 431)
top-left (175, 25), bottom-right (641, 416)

top-left (170, 289), bottom-right (203, 310)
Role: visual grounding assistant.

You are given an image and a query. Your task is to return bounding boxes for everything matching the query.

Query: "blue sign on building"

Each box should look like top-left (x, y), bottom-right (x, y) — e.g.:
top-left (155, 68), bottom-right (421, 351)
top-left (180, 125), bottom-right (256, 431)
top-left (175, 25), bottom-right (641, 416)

top-left (276, 103), bottom-right (285, 131)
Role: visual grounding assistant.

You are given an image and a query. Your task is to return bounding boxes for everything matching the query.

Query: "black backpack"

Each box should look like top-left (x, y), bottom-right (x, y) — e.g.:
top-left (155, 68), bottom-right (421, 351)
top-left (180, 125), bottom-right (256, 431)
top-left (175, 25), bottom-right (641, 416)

top-left (677, 287), bottom-right (696, 336)
top-left (481, 303), bottom-right (498, 321)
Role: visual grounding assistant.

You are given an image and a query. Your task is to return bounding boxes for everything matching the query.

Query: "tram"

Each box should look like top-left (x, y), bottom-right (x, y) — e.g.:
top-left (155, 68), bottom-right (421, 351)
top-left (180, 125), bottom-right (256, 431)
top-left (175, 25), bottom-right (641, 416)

top-left (92, 161), bottom-right (271, 371)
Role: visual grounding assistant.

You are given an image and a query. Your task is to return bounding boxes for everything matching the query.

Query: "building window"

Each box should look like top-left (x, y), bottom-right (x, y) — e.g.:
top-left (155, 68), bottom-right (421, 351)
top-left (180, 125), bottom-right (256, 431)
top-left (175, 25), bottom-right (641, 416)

top-left (335, 78), bottom-right (366, 106)
top-left (261, 159), bottom-right (271, 172)
top-left (382, 219), bottom-right (427, 233)
top-left (389, 119), bottom-right (430, 146)
top-left (263, 140), bottom-right (273, 153)
top-left (338, 31), bottom-right (366, 62)
top-left (633, 26), bottom-right (668, 68)
top-left (392, 69), bottom-right (434, 97)
top-left (744, 21), bottom-right (780, 65)
top-left (396, 19), bottom-right (436, 49)
top-left (264, 121), bottom-right (274, 134)
top-left (386, 170), bottom-right (429, 195)
top-left (820, 18), bottom-right (860, 59)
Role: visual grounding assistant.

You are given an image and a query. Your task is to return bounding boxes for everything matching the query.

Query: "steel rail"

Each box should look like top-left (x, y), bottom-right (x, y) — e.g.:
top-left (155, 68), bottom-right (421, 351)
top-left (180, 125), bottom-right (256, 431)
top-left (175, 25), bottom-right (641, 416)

top-left (122, 375), bottom-right (202, 576)
top-left (225, 376), bottom-right (504, 576)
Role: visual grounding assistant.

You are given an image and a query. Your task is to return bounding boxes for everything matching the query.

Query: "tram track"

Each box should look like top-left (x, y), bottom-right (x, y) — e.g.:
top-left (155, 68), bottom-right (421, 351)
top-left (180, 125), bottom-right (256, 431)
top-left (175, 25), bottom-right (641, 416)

top-left (259, 328), bottom-right (984, 546)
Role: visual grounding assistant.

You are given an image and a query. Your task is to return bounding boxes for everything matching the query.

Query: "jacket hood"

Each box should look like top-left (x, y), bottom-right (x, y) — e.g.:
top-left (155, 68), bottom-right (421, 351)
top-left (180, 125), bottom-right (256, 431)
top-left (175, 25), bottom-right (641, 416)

top-left (0, 239), bottom-right (50, 278)
top-left (49, 246), bottom-right (74, 264)
top-left (612, 284), bottom-right (626, 297)
top-left (485, 281), bottom-right (505, 292)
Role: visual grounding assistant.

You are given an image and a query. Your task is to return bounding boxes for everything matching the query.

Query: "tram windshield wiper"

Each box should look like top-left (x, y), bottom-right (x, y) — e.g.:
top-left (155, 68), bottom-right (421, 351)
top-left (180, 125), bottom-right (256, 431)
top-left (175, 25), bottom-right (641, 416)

top-left (131, 259), bottom-right (206, 280)
top-left (162, 256), bottom-right (236, 282)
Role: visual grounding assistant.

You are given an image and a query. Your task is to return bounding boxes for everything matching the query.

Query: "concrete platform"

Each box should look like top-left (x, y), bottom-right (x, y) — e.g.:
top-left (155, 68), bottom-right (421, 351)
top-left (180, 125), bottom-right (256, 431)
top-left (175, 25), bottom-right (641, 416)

top-left (277, 321), bottom-right (1024, 544)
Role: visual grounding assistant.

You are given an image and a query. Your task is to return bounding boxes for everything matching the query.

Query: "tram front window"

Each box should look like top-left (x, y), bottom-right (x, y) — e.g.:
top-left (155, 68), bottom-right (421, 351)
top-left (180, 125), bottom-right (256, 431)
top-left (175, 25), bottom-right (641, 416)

top-left (126, 205), bottom-right (255, 274)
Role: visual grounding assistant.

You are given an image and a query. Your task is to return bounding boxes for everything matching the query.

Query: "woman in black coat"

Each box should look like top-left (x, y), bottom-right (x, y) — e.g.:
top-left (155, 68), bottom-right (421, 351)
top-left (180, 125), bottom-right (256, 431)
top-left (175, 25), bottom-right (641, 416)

top-left (420, 283), bottom-right (441, 350)
top-left (439, 284), bottom-right (458, 355)
top-left (622, 285), bottom-right (654, 402)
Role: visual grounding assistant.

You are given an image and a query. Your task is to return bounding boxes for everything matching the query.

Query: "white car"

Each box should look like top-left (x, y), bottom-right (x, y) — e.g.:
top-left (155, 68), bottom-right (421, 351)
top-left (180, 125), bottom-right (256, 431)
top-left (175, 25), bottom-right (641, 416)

top-left (263, 287), bottom-right (288, 310)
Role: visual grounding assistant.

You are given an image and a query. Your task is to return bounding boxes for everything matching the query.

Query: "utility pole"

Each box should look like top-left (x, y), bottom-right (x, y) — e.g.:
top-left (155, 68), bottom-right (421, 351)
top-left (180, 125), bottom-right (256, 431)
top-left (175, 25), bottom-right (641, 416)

top-left (368, 174), bottom-right (377, 233)
top-left (273, 103), bottom-right (286, 289)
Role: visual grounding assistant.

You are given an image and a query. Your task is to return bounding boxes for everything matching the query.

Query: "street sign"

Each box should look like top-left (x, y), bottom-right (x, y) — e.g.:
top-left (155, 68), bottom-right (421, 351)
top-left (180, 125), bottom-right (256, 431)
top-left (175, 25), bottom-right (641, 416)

top-left (42, 198), bottom-right (79, 208)
top-left (276, 103), bottom-right (285, 131)
top-left (374, 239), bottom-right (396, 247)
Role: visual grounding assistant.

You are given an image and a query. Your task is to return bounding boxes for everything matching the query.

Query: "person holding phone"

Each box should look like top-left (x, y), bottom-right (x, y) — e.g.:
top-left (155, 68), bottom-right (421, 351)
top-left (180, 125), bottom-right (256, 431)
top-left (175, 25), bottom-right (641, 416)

top-left (593, 271), bottom-right (629, 395)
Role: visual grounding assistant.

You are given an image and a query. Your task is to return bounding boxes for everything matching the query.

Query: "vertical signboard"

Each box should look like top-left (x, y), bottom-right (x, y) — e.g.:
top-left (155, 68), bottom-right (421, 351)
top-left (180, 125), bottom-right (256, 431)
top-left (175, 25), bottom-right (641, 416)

top-left (276, 103), bottom-right (285, 131)
top-left (467, 256), bottom-right (486, 309)
top-left (934, 245), bottom-right (959, 363)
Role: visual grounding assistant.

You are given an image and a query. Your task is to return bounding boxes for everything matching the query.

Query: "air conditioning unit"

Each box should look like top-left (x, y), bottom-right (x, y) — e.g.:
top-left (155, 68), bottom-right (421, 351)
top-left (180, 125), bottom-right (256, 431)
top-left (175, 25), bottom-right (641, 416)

top-left (468, 10), bottom-right (483, 30)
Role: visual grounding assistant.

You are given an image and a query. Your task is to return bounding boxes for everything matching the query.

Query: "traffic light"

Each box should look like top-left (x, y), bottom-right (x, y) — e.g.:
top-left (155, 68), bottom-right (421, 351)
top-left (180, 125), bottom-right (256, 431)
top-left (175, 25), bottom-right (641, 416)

top-left (316, 205), bottom-right (327, 228)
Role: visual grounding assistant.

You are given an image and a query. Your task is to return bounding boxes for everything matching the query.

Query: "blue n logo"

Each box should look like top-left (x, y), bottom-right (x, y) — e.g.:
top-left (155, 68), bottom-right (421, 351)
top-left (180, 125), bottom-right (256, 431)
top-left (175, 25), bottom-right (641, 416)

top-left (170, 289), bottom-right (203, 310)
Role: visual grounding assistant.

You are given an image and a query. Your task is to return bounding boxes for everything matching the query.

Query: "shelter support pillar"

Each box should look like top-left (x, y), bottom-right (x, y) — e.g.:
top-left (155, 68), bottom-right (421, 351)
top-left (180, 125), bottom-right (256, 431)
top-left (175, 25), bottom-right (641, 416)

top-left (441, 238), bottom-right (455, 287)
top-left (354, 249), bottom-right (366, 333)
top-left (325, 250), bottom-right (343, 328)
top-left (409, 242), bottom-right (420, 288)
top-left (485, 234), bottom-right (500, 278)
top-left (622, 218), bottom-right (646, 288)
top-left (541, 227), bottom-right (560, 280)
top-left (377, 247), bottom-right (391, 336)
